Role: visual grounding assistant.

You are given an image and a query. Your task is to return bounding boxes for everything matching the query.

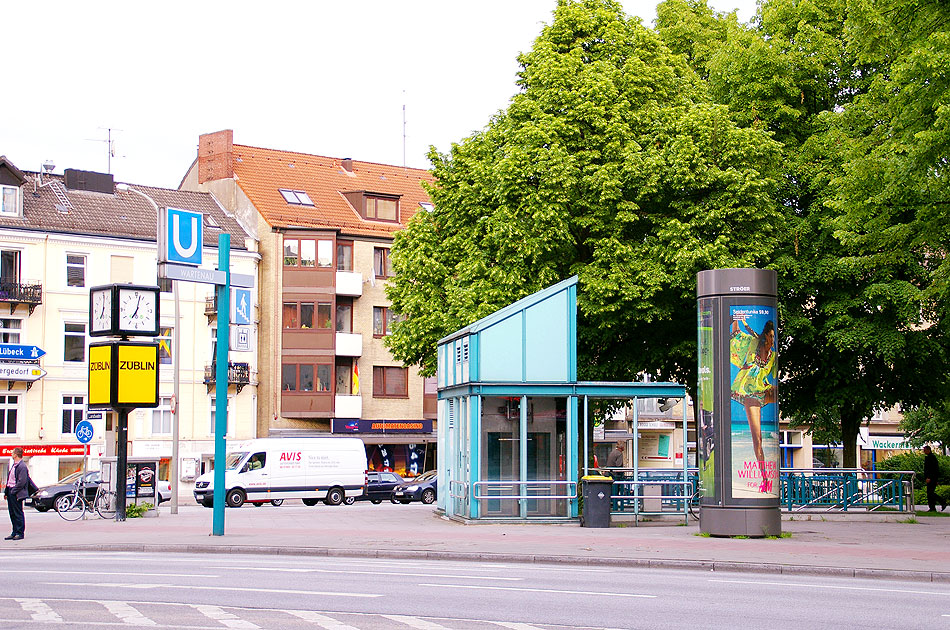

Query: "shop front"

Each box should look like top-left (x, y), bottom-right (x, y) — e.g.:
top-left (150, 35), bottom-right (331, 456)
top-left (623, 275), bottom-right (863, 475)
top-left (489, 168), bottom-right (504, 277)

top-left (331, 419), bottom-right (436, 479)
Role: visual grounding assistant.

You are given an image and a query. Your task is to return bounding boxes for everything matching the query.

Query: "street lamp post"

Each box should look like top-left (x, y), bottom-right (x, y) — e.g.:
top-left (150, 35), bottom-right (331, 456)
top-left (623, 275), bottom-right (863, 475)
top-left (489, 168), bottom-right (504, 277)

top-left (119, 184), bottom-right (181, 514)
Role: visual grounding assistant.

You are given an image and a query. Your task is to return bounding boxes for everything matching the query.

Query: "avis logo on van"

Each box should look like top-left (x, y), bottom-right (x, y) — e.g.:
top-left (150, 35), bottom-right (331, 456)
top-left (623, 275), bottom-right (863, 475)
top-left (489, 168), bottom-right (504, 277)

top-left (280, 452), bottom-right (302, 462)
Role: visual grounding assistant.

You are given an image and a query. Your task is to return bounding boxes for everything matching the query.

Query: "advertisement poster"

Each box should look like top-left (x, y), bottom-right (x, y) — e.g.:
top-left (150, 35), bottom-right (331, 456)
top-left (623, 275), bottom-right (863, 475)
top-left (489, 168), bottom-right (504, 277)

top-left (729, 305), bottom-right (779, 498)
top-left (136, 463), bottom-right (156, 498)
top-left (697, 299), bottom-right (716, 498)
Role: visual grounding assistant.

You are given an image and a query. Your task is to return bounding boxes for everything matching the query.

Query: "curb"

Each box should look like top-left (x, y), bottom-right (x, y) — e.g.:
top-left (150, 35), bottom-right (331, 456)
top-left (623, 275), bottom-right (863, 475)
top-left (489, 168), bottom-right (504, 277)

top-left (19, 543), bottom-right (950, 583)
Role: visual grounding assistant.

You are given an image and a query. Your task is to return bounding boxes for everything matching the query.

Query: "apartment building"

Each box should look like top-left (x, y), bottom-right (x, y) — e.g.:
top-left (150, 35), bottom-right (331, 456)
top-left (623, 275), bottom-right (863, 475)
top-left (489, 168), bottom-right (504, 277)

top-left (180, 131), bottom-right (437, 477)
top-left (0, 156), bottom-right (259, 490)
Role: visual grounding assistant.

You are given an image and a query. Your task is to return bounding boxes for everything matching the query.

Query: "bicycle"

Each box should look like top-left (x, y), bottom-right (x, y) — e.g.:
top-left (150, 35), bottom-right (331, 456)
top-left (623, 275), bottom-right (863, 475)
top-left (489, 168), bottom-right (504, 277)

top-left (55, 481), bottom-right (117, 521)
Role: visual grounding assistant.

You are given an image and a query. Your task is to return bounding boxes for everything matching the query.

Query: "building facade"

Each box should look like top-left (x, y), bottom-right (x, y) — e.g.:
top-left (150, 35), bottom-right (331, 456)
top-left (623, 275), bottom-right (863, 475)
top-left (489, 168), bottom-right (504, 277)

top-left (0, 156), bottom-right (259, 493)
top-left (180, 131), bottom-right (437, 477)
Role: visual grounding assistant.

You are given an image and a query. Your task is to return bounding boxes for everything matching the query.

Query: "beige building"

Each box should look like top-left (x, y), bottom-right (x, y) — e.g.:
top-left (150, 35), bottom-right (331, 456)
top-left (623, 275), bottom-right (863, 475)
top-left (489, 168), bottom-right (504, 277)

top-left (0, 156), bottom-right (259, 493)
top-left (181, 131), bottom-right (437, 477)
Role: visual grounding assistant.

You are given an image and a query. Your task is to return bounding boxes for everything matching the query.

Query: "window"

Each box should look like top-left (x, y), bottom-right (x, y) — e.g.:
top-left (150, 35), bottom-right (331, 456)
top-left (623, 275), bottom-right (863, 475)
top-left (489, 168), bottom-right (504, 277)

top-left (317, 302), bottom-right (332, 329)
top-left (281, 364), bottom-right (297, 391)
top-left (374, 248), bottom-right (393, 278)
top-left (0, 250), bottom-right (19, 284)
top-left (365, 196), bottom-right (398, 221)
top-left (282, 302), bottom-right (298, 328)
top-left (158, 328), bottom-right (173, 365)
top-left (66, 254), bottom-right (86, 287)
top-left (300, 240), bottom-right (316, 267)
top-left (317, 240), bottom-right (333, 267)
top-left (336, 302), bottom-right (352, 333)
top-left (300, 303), bottom-right (314, 329)
top-left (0, 185), bottom-right (18, 216)
top-left (0, 395), bottom-right (17, 434)
top-left (283, 239), bottom-right (299, 266)
top-left (64, 323), bottom-right (86, 362)
top-left (209, 396), bottom-right (233, 436)
top-left (279, 189), bottom-right (314, 206)
top-left (300, 365), bottom-right (314, 392)
top-left (337, 242), bottom-right (353, 271)
top-left (62, 395), bottom-right (84, 435)
top-left (373, 366), bottom-right (408, 398)
top-left (282, 364), bottom-right (332, 393)
top-left (317, 365), bottom-right (331, 392)
top-left (283, 303), bottom-right (319, 329)
top-left (151, 396), bottom-right (173, 434)
top-left (0, 319), bottom-right (21, 344)
top-left (373, 306), bottom-right (398, 336)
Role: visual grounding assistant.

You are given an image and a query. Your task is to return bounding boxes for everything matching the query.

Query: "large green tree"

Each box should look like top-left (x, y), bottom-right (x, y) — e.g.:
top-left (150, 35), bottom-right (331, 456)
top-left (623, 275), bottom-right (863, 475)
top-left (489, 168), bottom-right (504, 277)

top-left (656, 0), bottom-right (948, 466)
top-left (386, 0), bottom-right (781, 389)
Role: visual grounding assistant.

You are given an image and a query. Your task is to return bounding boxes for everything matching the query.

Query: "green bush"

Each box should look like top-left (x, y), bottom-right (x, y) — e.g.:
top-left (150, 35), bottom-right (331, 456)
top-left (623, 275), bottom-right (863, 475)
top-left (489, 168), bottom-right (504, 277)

top-left (125, 502), bottom-right (152, 518)
top-left (913, 485), bottom-right (950, 507)
top-left (878, 452), bottom-right (950, 485)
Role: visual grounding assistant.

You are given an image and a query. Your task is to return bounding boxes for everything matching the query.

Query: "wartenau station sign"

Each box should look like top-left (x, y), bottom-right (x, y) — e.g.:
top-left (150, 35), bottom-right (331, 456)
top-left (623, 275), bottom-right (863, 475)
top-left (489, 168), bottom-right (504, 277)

top-left (88, 341), bottom-right (160, 409)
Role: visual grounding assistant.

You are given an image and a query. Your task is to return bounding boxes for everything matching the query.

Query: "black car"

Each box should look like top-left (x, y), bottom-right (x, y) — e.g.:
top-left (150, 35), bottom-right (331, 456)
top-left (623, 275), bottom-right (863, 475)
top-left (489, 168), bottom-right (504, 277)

top-left (345, 471), bottom-right (404, 504)
top-left (30, 470), bottom-right (171, 512)
top-left (391, 470), bottom-right (437, 504)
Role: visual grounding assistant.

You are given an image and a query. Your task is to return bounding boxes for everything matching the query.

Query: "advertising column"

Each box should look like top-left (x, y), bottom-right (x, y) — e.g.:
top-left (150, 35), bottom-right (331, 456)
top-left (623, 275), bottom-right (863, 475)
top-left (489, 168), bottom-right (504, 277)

top-left (697, 268), bottom-right (780, 536)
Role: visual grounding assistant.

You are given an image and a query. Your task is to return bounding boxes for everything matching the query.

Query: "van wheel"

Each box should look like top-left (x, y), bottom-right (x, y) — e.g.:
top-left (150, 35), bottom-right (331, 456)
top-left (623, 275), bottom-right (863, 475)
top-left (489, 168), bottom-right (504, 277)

top-left (226, 489), bottom-right (246, 508)
top-left (302, 498), bottom-right (318, 506)
top-left (343, 496), bottom-right (355, 505)
top-left (270, 499), bottom-right (283, 506)
top-left (421, 489), bottom-right (436, 504)
top-left (324, 487), bottom-right (344, 506)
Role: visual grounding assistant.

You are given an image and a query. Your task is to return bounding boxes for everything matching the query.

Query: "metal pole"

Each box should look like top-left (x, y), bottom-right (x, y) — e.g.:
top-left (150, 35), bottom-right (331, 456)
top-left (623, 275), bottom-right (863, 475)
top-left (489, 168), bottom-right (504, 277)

top-left (212, 234), bottom-right (231, 536)
top-left (170, 280), bottom-right (180, 514)
top-left (116, 408), bottom-right (129, 521)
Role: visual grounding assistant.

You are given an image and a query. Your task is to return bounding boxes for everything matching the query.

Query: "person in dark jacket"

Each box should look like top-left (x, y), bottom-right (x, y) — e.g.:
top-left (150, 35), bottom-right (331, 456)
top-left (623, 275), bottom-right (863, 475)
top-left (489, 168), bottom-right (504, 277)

top-left (923, 445), bottom-right (946, 512)
top-left (5, 447), bottom-right (32, 540)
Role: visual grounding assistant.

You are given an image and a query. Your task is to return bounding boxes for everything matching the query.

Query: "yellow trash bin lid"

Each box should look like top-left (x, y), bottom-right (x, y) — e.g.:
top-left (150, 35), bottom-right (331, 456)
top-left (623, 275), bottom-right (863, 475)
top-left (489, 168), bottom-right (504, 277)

top-left (581, 475), bottom-right (613, 482)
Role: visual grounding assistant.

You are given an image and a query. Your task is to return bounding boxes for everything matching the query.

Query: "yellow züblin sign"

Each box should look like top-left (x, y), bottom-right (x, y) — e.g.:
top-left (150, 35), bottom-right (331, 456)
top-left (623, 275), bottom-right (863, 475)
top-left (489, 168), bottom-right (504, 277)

top-left (88, 342), bottom-right (159, 408)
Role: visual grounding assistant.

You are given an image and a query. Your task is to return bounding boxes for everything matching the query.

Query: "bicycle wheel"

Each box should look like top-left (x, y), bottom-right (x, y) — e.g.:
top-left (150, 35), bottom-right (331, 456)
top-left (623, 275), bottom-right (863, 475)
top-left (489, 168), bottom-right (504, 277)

top-left (55, 491), bottom-right (85, 521)
top-left (95, 491), bottom-right (117, 519)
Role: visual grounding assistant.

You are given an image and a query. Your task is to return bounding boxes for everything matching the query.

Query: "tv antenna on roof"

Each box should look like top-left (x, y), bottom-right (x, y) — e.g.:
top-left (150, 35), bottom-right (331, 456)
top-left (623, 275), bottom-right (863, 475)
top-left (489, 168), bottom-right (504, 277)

top-left (85, 127), bottom-right (123, 174)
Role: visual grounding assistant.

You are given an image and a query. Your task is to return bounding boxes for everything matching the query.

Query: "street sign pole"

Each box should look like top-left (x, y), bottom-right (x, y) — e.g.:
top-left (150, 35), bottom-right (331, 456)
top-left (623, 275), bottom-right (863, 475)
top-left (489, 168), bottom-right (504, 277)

top-left (116, 408), bottom-right (129, 521)
top-left (212, 234), bottom-right (231, 536)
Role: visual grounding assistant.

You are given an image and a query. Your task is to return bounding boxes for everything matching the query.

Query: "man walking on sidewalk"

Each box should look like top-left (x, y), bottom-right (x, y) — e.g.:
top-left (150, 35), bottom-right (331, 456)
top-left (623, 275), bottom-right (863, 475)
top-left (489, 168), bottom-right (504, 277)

top-left (5, 448), bottom-right (32, 540)
top-left (923, 445), bottom-right (946, 512)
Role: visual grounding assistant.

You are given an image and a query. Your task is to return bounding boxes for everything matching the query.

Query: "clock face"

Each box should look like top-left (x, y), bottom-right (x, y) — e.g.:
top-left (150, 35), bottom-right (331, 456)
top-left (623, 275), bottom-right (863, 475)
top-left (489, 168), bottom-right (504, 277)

top-left (118, 287), bottom-right (158, 334)
top-left (90, 288), bottom-right (113, 333)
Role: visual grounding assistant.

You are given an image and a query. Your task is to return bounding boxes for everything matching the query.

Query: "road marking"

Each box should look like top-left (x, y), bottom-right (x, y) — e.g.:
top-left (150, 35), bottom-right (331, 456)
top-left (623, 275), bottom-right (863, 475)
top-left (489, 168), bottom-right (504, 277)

top-left (195, 604), bottom-right (260, 629)
top-left (381, 613), bottom-right (454, 629)
top-left (44, 582), bottom-right (381, 598)
top-left (102, 601), bottom-right (157, 626)
top-left (15, 598), bottom-right (62, 622)
top-left (418, 583), bottom-right (656, 598)
top-left (226, 566), bottom-right (522, 581)
top-left (7, 569), bottom-right (216, 578)
top-left (286, 610), bottom-right (361, 629)
top-left (492, 623), bottom-right (546, 630)
top-left (711, 579), bottom-right (950, 597)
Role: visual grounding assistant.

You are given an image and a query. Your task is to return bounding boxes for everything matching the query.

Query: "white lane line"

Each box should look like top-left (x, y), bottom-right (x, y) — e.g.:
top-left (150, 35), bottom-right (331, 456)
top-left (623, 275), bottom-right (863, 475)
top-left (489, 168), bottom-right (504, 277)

top-left (194, 604), bottom-right (260, 629)
top-left (225, 566), bottom-right (521, 581)
top-left (7, 569), bottom-right (216, 578)
top-left (381, 614), bottom-right (454, 629)
top-left (492, 623), bottom-right (546, 630)
top-left (418, 583), bottom-right (656, 599)
top-left (44, 582), bottom-right (381, 598)
top-left (102, 601), bottom-right (157, 626)
top-left (711, 579), bottom-right (950, 597)
top-left (15, 598), bottom-right (62, 622)
top-left (286, 610), bottom-right (361, 630)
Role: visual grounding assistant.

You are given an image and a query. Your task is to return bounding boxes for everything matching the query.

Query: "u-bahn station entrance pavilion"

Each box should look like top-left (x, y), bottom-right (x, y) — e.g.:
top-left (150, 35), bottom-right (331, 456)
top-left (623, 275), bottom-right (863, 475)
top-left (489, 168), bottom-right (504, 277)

top-left (436, 276), bottom-right (687, 522)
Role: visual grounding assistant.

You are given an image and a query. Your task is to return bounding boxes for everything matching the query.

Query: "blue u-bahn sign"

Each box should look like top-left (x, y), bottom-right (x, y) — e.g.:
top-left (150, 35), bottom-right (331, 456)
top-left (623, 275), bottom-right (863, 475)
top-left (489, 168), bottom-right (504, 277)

top-left (165, 207), bottom-right (203, 266)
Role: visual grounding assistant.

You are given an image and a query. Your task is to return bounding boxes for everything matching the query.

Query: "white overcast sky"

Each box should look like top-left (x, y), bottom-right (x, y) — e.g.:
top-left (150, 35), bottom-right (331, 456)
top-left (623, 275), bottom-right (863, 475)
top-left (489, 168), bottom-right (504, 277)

top-left (3, 1), bottom-right (756, 189)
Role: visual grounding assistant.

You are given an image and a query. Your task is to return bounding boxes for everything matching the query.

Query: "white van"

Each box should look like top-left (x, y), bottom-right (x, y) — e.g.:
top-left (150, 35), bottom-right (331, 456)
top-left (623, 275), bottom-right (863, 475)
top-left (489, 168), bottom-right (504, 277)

top-left (193, 437), bottom-right (366, 508)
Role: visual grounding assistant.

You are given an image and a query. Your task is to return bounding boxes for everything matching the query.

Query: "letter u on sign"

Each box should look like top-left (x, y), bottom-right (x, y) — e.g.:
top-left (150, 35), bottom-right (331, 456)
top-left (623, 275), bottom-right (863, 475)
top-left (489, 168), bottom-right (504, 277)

top-left (166, 207), bottom-right (203, 266)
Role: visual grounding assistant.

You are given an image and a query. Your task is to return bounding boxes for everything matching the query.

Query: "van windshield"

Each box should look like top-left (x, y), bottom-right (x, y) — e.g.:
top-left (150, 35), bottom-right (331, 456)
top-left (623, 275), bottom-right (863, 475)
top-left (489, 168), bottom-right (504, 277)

top-left (225, 452), bottom-right (248, 470)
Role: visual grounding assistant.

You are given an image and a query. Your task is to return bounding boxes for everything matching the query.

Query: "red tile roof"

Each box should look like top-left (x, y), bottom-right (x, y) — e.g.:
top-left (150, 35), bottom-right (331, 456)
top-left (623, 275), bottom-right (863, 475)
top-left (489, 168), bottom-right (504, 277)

top-left (230, 144), bottom-right (433, 238)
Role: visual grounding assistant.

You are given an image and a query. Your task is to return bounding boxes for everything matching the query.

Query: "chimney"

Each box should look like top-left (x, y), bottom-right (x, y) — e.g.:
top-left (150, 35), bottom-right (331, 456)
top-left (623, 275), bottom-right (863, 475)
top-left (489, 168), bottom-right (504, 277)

top-left (341, 158), bottom-right (353, 173)
top-left (198, 130), bottom-right (234, 184)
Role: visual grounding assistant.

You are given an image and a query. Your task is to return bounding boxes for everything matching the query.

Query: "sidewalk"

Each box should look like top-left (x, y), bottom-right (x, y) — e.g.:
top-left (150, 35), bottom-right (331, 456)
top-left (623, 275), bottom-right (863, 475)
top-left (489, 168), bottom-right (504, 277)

top-left (5, 502), bottom-right (949, 582)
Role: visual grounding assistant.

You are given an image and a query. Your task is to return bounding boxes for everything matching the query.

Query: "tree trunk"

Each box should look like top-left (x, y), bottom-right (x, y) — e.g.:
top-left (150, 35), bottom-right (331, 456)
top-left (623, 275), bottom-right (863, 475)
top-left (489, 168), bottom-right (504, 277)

top-left (840, 409), bottom-right (862, 469)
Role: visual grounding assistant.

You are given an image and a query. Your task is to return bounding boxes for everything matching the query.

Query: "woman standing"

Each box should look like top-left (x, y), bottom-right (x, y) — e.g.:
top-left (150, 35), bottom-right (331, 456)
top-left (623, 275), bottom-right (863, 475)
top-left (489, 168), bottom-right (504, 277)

top-left (731, 319), bottom-right (777, 493)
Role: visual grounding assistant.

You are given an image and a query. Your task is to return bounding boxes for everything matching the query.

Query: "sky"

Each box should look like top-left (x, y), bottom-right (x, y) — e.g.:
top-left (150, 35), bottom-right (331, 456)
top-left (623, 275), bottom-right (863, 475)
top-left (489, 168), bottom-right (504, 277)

top-left (3, 1), bottom-right (757, 189)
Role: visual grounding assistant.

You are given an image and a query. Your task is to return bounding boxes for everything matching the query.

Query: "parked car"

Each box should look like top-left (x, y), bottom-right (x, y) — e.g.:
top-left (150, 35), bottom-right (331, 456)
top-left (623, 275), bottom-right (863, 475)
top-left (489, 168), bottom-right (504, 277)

top-left (30, 470), bottom-right (171, 512)
top-left (344, 471), bottom-right (404, 505)
top-left (391, 470), bottom-right (437, 504)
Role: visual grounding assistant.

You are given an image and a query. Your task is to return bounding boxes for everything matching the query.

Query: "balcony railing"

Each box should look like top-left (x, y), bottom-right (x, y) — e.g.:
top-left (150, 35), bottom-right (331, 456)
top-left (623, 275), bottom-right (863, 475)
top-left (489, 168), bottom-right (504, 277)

top-left (0, 281), bottom-right (42, 315)
top-left (204, 362), bottom-right (251, 394)
top-left (204, 296), bottom-right (217, 317)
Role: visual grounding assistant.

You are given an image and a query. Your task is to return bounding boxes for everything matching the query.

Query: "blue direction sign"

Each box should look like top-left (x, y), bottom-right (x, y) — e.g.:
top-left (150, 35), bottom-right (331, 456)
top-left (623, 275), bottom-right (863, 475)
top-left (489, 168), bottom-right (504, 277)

top-left (75, 420), bottom-right (94, 444)
top-left (0, 344), bottom-right (45, 360)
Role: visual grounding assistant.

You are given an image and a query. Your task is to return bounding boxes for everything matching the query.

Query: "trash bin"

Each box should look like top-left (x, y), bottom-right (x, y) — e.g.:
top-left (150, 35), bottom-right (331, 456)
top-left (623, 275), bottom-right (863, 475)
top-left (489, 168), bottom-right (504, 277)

top-left (581, 475), bottom-right (613, 528)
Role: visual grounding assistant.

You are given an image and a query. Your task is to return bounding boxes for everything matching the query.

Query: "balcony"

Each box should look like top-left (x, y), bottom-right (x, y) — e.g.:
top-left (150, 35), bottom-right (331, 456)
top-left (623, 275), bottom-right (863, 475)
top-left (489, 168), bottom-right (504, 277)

top-left (204, 295), bottom-right (217, 319)
top-left (335, 271), bottom-right (362, 297)
top-left (335, 332), bottom-right (362, 357)
top-left (0, 281), bottom-right (42, 315)
top-left (204, 362), bottom-right (251, 394)
top-left (335, 394), bottom-right (362, 419)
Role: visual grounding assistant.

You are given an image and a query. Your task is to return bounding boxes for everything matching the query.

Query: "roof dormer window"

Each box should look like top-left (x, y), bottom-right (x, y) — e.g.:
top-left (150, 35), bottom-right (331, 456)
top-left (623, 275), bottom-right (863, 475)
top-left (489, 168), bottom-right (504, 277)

top-left (279, 189), bottom-right (314, 206)
top-left (0, 185), bottom-right (19, 216)
top-left (365, 195), bottom-right (397, 221)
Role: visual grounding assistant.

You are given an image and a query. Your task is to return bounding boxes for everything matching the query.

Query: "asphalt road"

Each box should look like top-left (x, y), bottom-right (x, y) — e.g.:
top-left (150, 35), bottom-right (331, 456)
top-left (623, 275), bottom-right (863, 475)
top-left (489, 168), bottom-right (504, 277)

top-left (0, 550), bottom-right (947, 629)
